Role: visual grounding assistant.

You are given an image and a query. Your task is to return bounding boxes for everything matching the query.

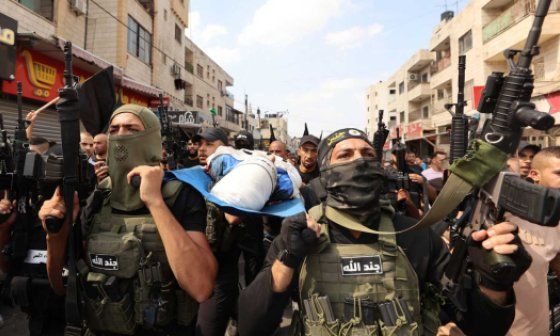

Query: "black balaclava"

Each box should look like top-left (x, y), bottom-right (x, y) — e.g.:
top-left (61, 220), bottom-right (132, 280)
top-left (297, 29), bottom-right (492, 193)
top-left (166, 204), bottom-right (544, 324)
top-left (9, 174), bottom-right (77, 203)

top-left (319, 128), bottom-right (386, 225)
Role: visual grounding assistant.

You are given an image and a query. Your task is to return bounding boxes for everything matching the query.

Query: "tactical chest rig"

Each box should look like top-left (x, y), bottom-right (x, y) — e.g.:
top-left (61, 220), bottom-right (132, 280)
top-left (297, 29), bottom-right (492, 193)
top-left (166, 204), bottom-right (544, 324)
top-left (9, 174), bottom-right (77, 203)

top-left (81, 181), bottom-right (198, 335)
top-left (296, 205), bottom-right (430, 336)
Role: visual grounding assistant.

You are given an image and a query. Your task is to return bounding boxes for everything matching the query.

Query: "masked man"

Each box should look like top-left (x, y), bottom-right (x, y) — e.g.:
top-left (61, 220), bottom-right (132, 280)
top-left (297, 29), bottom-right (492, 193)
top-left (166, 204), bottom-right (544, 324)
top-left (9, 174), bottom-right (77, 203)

top-left (238, 128), bottom-right (529, 336)
top-left (39, 104), bottom-right (217, 336)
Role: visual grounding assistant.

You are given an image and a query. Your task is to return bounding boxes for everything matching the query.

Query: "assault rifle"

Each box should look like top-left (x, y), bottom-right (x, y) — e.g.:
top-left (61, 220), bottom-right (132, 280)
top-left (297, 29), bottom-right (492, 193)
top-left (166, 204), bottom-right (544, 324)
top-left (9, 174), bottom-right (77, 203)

top-left (0, 114), bottom-right (14, 189)
top-left (442, 0), bottom-right (560, 312)
top-left (373, 110), bottom-right (389, 163)
top-left (446, 55), bottom-right (468, 164)
top-left (157, 94), bottom-right (177, 169)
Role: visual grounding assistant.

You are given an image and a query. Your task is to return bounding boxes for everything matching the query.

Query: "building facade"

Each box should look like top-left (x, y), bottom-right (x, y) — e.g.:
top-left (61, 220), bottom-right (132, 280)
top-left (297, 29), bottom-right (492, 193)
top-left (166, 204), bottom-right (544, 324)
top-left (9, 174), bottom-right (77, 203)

top-left (365, 0), bottom-right (560, 156)
top-left (183, 36), bottom-right (241, 136)
top-left (258, 112), bottom-right (289, 149)
top-left (1, 0), bottom-right (242, 143)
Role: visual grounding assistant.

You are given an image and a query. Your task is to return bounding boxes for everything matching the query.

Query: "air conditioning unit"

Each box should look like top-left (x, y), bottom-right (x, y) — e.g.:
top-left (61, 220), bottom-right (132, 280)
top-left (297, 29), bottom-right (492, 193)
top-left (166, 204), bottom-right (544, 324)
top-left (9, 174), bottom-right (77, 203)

top-left (171, 63), bottom-right (181, 77)
top-left (69, 0), bottom-right (87, 16)
top-left (408, 73), bottom-right (418, 81)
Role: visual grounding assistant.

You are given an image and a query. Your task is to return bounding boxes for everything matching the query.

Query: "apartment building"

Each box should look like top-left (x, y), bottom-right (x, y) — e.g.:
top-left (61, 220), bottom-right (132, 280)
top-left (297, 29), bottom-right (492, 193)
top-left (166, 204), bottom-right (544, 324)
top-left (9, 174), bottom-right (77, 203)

top-left (365, 0), bottom-right (560, 155)
top-left (259, 112), bottom-right (289, 149)
top-left (182, 36), bottom-right (241, 135)
top-left (0, 0), bottom-right (199, 141)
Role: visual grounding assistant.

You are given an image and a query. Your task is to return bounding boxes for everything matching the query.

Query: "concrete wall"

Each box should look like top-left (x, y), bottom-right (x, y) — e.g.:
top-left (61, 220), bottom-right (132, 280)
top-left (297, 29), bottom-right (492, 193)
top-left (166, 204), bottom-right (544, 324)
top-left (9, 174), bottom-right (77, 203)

top-left (1, 0), bottom-right (56, 40)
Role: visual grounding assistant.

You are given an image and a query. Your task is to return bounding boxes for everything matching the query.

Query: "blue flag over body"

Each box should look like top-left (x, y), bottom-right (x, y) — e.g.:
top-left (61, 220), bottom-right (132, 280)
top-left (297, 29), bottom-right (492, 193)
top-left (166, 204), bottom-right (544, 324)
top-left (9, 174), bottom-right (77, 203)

top-left (167, 166), bottom-right (306, 218)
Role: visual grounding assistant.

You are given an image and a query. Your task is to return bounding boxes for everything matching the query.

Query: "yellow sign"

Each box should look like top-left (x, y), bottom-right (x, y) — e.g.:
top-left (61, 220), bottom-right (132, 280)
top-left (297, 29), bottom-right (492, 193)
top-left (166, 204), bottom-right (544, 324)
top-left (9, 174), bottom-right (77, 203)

top-left (22, 50), bottom-right (56, 90)
top-left (0, 27), bottom-right (14, 46)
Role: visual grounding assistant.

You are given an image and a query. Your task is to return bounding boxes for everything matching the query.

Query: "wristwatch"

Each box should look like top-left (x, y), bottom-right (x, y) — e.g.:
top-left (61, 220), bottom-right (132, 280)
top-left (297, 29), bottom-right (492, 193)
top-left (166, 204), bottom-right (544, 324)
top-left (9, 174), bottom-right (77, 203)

top-left (277, 249), bottom-right (299, 269)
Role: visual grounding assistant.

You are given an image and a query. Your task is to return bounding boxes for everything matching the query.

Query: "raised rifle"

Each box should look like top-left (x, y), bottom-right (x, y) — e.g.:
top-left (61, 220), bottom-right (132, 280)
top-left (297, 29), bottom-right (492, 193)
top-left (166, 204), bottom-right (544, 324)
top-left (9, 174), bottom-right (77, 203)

top-left (157, 94), bottom-right (177, 169)
top-left (0, 113), bottom-right (14, 190)
top-left (446, 55), bottom-right (468, 164)
top-left (51, 41), bottom-right (84, 335)
top-left (373, 110), bottom-right (389, 163)
top-left (442, 0), bottom-right (560, 312)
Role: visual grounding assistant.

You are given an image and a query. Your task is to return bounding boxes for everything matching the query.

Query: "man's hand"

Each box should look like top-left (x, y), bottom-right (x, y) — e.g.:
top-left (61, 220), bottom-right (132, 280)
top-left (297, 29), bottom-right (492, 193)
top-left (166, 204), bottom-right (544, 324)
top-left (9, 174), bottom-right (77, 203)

top-left (38, 187), bottom-right (79, 237)
top-left (437, 323), bottom-right (465, 336)
top-left (225, 213), bottom-right (243, 226)
top-left (94, 161), bottom-right (108, 183)
top-left (409, 173), bottom-right (424, 185)
top-left (396, 189), bottom-right (411, 203)
top-left (281, 213), bottom-right (321, 261)
top-left (127, 165), bottom-right (164, 208)
top-left (25, 111), bottom-right (38, 124)
top-left (470, 221), bottom-right (532, 303)
top-left (0, 191), bottom-right (16, 228)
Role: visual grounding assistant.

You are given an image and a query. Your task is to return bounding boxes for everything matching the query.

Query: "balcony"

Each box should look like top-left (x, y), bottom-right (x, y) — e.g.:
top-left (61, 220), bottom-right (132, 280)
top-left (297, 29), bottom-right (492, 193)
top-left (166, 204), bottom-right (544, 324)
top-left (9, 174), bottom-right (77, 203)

top-left (483, 0), bottom-right (560, 60)
top-left (430, 57), bottom-right (453, 89)
top-left (406, 50), bottom-right (433, 72)
top-left (408, 109), bottom-right (422, 123)
top-left (407, 82), bottom-right (431, 102)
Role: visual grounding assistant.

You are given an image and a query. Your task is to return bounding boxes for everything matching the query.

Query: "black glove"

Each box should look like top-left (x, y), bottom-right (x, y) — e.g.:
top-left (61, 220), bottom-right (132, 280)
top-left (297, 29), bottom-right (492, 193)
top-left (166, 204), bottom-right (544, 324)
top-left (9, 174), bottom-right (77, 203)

top-left (280, 213), bottom-right (319, 262)
top-left (468, 232), bottom-right (532, 291)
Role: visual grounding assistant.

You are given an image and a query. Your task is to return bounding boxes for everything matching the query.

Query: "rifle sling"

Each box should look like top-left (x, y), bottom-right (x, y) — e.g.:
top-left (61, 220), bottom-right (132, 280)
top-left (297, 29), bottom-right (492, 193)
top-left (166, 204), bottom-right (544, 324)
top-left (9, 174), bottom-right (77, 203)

top-left (317, 174), bottom-right (472, 234)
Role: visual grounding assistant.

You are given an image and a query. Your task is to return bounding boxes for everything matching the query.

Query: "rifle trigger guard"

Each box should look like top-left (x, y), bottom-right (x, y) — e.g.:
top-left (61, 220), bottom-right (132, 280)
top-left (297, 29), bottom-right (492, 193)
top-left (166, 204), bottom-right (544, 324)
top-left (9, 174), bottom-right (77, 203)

top-left (484, 132), bottom-right (503, 145)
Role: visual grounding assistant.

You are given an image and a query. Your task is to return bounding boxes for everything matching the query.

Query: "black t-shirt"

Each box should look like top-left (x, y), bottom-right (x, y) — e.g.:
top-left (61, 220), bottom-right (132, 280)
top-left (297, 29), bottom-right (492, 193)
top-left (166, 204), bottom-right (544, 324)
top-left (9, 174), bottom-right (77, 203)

top-left (297, 165), bottom-right (320, 184)
top-left (83, 182), bottom-right (206, 234)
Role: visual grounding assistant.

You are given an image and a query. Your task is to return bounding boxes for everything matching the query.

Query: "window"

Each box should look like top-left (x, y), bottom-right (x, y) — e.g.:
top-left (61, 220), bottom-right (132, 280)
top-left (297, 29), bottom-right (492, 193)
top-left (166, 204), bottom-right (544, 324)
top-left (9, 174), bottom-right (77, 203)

top-left (422, 106), bottom-right (429, 119)
top-left (196, 64), bottom-right (203, 77)
top-left (18, 0), bottom-right (54, 21)
top-left (207, 65), bottom-right (210, 79)
top-left (421, 73), bottom-right (429, 83)
top-left (399, 111), bottom-right (405, 123)
top-left (127, 16), bottom-right (151, 64)
top-left (218, 80), bottom-right (223, 92)
top-left (398, 82), bottom-right (405, 94)
top-left (175, 24), bottom-right (182, 44)
top-left (459, 30), bottom-right (472, 55)
top-left (437, 89), bottom-right (445, 100)
top-left (389, 89), bottom-right (396, 95)
top-left (164, 9), bottom-right (167, 21)
top-left (207, 100), bottom-right (210, 108)
top-left (218, 106), bottom-right (223, 116)
top-left (367, 94), bottom-right (370, 99)
top-left (367, 107), bottom-right (370, 112)
top-left (196, 95), bottom-right (203, 109)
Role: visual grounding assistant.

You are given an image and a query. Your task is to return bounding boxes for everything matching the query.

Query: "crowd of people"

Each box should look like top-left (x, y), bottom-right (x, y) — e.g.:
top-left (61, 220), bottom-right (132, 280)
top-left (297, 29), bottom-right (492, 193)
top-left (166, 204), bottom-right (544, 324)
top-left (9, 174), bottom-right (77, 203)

top-left (0, 103), bottom-right (558, 336)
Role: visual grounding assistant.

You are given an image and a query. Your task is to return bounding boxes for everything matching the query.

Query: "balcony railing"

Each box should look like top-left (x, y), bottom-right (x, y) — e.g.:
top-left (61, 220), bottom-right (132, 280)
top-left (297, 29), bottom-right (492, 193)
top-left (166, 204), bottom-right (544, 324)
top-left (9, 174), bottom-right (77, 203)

top-left (483, 0), bottom-right (560, 43)
top-left (431, 56), bottom-right (451, 75)
top-left (408, 109), bottom-right (422, 122)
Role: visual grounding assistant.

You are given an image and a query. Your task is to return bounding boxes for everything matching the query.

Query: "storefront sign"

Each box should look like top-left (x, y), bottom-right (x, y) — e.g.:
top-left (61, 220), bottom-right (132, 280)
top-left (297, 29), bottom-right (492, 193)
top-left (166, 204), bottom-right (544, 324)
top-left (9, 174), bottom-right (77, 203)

top-left (121, 89), bottom-right (149, 106)
top-left (0, 13), bottom-right (17, 80)
top-left (404, 121), bottom-right (423, 140)
top-left (473, 86), bottom-right (484, 110)
top-left (2, 48), bottom-right (90, 101)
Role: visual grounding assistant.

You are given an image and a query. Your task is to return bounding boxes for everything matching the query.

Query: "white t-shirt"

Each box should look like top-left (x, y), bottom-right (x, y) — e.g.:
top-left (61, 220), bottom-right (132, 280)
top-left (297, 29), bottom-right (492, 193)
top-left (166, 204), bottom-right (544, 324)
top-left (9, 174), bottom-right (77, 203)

top-left (507, 214), bottom-right (560, 336)
top-left (421, 167), bottom-right (443, 181)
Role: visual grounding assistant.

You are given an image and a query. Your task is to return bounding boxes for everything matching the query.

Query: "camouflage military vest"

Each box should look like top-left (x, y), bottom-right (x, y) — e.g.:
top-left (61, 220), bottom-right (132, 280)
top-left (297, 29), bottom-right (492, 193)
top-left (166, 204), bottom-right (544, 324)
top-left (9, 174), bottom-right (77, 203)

top-left (82, 180), bottom-right (198, 335)
top-left (297, 205), bottom-right (424, 336)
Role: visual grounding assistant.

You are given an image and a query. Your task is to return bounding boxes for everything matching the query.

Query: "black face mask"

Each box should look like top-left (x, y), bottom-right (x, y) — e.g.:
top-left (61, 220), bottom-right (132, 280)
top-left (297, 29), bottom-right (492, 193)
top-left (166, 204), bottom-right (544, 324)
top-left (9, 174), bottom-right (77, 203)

top-left (320, 157), bottom-right (385, 225)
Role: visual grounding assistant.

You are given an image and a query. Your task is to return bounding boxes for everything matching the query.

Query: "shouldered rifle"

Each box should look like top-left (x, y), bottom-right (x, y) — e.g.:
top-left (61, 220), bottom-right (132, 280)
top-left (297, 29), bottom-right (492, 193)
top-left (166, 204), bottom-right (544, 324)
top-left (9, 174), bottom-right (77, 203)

top-left (158, 94), bottom-right (176, 169)
top-left (373, 110), bottom-right (389, 163)
top-left (443, 0), bottom-right (560, 311)
top-left (446, 55), bottom-right (468, 164)
top-left (393, 128), bottom-right (410, 189)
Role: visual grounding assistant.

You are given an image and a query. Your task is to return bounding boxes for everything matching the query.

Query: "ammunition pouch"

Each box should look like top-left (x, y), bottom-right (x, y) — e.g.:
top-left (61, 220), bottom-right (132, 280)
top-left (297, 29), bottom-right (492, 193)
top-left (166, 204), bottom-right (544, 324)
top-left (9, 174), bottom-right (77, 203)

top-left (205, 201), bottom-right (239, 253)
top-left (82, 181), bottom-right (198, 334)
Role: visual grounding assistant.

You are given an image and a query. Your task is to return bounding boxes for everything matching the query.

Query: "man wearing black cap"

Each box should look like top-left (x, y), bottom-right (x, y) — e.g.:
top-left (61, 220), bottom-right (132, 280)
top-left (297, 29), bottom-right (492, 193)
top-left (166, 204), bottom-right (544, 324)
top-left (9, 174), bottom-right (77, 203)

top-left (194, 127), bottom-right (229, 165)
top-left (238, 127), bottom-right (530, 336)
top-left (297, 135), bottom-right (320, 184)
top-left (516, 141), bottom-right (541, 179)
top-left (234, 130), bottom-right (254, 150)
